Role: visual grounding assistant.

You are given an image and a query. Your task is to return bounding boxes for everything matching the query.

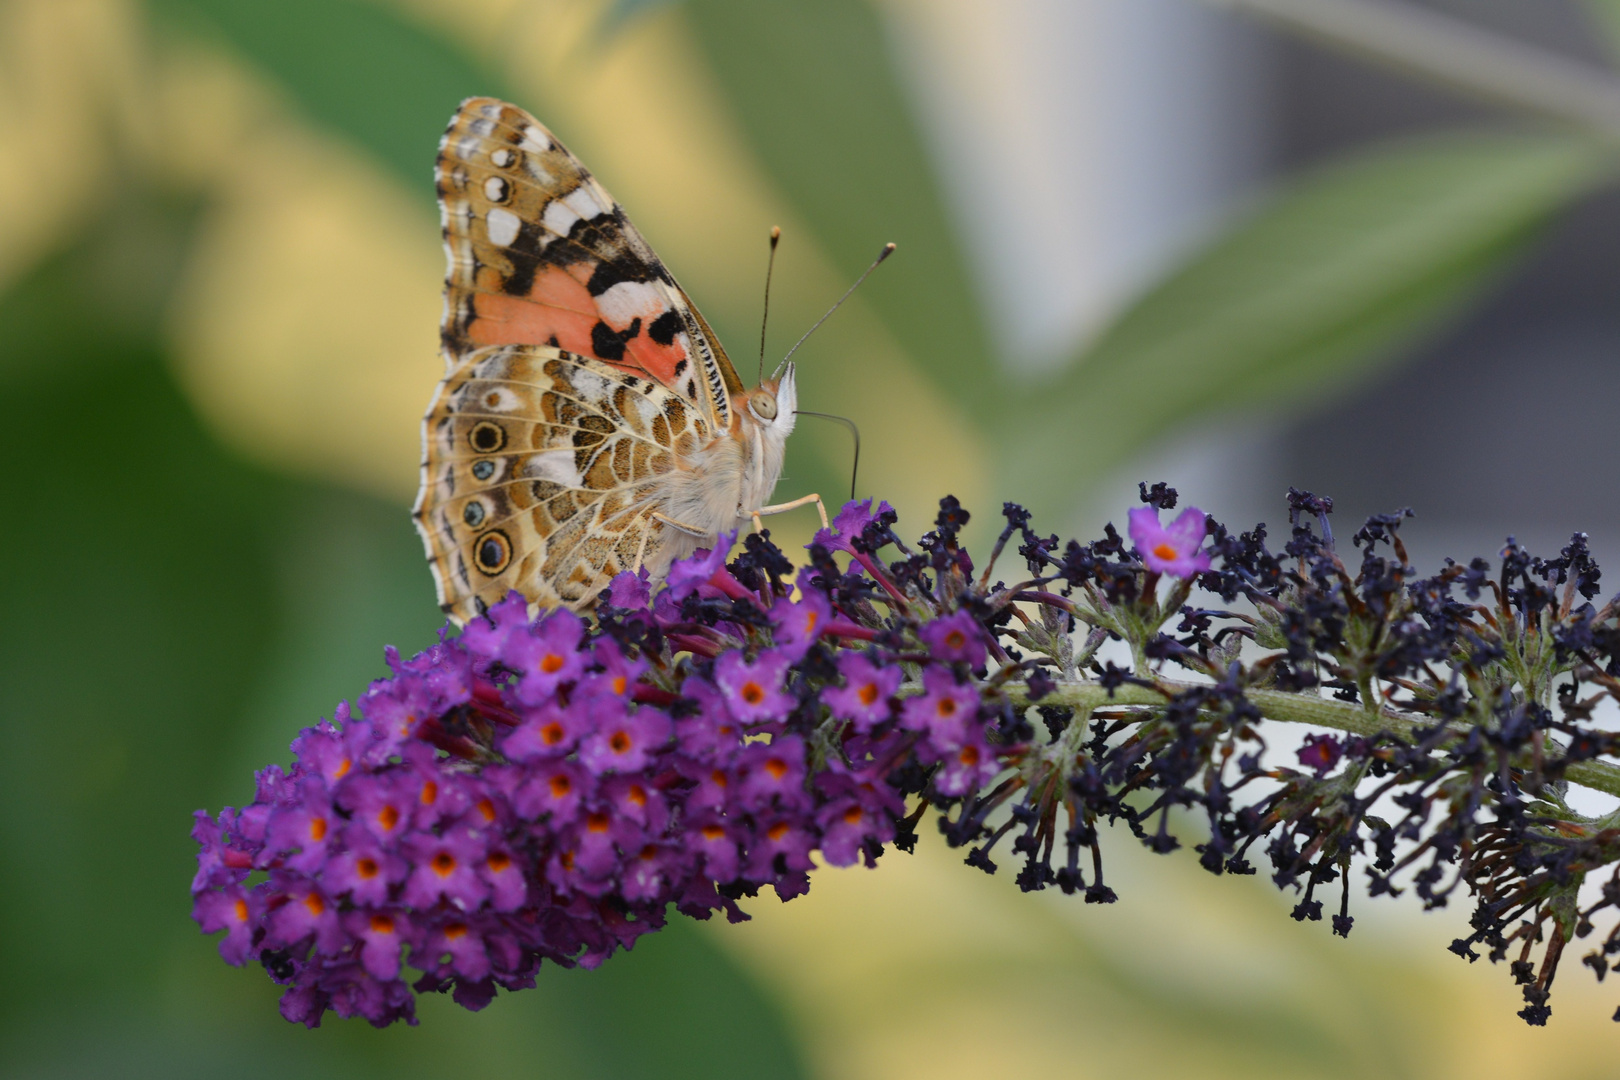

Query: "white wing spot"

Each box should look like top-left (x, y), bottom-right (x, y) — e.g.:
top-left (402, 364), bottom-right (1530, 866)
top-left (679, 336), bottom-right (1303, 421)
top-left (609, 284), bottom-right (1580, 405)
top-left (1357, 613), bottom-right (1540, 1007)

top-left (490, 148), bottom-right (514, 168)
top-left (562, 186), bottom-right (606, 221)
top-left (479, 386), bottom-right (521, 412)
top-left (523, 449), bottom-right (582, 488)
top-left (456, 135), bottom-right (479, 160)
top-left (471, 354), bottom-right (510, 379)
top-left (487, 208), bottom-right (522, 247)
top-left (570, 367), bottom-right (612, 404)
top-left (596, 281), bottom-right (664, 327)
top-left (542, 199), bottom-right (580, 237)
top-left (469, 118), bottom-right (496, 137)
top-left (484, 176), bottom-right (509, 202)
top-left (521, 125), bottom-right (552, 152)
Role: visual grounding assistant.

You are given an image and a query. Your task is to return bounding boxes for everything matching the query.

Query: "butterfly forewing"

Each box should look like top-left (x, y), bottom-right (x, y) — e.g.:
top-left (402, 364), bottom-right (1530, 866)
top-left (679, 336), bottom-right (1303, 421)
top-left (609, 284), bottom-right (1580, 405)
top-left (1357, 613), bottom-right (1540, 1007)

top-left (435, 97), bottom-right (741, 422)
top-left (419, 97), bottom-right (749, 621)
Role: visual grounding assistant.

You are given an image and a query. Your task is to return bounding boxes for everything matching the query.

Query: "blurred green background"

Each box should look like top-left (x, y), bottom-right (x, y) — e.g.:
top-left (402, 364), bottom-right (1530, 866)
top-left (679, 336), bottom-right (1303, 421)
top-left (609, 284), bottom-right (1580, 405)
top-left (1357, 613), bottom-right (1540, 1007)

top-left (5, 0), bottom-right (1620, 1076)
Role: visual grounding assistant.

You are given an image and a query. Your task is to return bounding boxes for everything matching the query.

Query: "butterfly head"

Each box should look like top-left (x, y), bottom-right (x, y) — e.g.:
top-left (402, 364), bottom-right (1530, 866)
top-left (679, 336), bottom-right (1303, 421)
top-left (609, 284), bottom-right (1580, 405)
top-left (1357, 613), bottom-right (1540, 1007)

top-left (748, 362), bottom-right (798, 436)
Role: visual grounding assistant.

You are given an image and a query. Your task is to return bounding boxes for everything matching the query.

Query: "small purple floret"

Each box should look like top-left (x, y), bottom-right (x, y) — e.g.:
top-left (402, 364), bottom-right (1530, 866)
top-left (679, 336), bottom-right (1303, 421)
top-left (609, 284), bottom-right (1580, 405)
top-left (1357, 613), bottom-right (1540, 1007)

top-left (1127, 506), bottom-right (1211, 577)
top-left (823, 651), bottom-right (901, 733)
top-left (921, 610), bottom-right (988, 669)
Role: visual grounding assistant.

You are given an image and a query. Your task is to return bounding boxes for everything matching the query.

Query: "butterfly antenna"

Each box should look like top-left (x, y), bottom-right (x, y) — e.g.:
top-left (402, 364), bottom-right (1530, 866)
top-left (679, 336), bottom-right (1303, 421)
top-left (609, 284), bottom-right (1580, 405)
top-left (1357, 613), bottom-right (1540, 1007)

top-left (777, 242), bottom-right (895, 371)
top-left (795, 410), bottom-right (862, 500)
top-left (758, 225), bottom-right (781, 385)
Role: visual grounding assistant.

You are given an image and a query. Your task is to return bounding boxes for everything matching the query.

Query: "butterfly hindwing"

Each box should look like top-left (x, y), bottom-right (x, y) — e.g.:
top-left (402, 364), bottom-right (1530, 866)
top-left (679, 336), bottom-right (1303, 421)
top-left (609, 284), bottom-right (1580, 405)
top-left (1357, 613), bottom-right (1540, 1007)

top-left (435, 97), bottom-right (742, 429)
top-left (414, 344), bottom-right (712, 620)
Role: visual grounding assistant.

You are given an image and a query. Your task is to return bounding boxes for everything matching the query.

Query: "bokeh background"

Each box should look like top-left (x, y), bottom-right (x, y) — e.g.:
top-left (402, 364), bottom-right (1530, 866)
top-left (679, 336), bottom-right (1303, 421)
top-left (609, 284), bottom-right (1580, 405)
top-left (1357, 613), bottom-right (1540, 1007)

top-left (6, 0), bottom-right (1620, 1076)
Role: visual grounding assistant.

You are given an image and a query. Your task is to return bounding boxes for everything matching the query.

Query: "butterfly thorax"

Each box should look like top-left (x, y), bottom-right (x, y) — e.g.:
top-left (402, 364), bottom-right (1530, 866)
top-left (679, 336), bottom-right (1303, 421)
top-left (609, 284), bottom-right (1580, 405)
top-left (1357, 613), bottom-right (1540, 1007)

top-left (655, 364), bottom-right (797, 566)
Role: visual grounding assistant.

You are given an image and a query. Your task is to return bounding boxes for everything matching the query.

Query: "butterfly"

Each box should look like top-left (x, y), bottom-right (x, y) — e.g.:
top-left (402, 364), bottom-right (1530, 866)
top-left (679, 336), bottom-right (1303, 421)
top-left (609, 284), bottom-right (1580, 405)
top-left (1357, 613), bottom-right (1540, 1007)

top-left (414, 97), bottom-right (822, 623)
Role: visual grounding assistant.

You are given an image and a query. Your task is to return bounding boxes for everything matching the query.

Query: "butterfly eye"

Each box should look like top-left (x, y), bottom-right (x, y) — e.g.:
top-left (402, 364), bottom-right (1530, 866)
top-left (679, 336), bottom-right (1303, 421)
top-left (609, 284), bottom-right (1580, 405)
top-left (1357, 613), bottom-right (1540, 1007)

top-left (751, 393), bottom-right (778, 422)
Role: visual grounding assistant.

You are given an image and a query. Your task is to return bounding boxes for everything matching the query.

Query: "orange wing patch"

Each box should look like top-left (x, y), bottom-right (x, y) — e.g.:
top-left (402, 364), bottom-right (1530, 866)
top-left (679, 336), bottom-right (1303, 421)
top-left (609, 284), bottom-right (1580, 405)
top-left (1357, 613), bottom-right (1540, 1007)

top-left (435, 97), bottom-right (741, 427)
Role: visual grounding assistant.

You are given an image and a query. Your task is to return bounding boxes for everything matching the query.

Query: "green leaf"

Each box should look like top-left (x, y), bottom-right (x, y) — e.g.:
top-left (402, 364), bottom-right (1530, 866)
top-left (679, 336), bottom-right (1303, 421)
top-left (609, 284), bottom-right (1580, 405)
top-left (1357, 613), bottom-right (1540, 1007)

top-left (998, 131), bottom-right (1612, 520)
top-left (683, 0), bottom-right (994, 413)
top-left (151, 0), bottom-right (515, 204)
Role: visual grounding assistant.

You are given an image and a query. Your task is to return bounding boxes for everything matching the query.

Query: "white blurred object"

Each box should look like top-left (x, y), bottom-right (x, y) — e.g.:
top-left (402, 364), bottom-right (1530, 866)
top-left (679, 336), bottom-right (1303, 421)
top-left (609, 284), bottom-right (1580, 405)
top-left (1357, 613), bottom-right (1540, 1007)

top-left (882, 0), bottom-right (1272, 376)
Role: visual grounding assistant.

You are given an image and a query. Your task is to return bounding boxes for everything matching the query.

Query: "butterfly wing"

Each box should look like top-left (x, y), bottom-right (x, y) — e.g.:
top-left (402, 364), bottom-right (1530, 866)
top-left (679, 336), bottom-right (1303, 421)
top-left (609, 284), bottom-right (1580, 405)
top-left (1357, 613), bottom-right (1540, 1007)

top-left (415, 344), bottom-right (714, 620)
top-left (436, 96), bottom-right (742, 426)
top-left (418, 98), bottom-right (742, 620)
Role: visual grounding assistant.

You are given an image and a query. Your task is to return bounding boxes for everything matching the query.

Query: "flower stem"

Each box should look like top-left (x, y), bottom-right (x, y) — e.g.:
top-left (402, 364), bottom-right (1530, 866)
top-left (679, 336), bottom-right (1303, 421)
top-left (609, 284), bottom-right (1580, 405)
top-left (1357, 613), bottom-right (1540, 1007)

top-left (999, 677), bottom-right (1620, 800)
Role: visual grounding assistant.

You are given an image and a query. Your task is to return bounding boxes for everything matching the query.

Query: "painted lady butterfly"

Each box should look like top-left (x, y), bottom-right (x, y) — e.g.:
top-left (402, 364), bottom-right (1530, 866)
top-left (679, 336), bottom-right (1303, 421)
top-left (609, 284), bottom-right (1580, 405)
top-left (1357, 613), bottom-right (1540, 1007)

top-left (414, 97), bottom-right (820, 622)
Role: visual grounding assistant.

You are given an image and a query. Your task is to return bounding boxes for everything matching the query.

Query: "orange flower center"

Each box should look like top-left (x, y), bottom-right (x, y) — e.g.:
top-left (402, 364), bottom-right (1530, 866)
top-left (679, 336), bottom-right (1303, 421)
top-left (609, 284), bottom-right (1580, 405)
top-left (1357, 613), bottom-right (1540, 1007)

top-left (560, 851), bottom-right (575, 871)
top-left (356, 857), bottom-right (379, 879)
top-left (549, 774), bottom-right (572, 798)
top-left (1152, 542), bottom-right (1178, 561)
top-left (477, 798), bottom-right (496, 823)
top-left (959, 745), bottom-right (980, 766)
top-left (232, 898), bottom-right (249, 923)
top-left (444, 922), bottom-right (468, 940)
top-left (710, 769), bottom-right (727, 788)
top-left (857, 682), bottom-right (879, 706)
top-left (308, 817), bottom-right (328, 842)
top-left (303, 892), bottom-right (325, 916)
top-left (333, 758), bottom-right (351, 779)
top-left (432, 852), bottom-right (456, 877)
top-left (369, 914), bottom-right (394, 934)
top-left (609, 730), bottom-right (632, 753)
top-left (627, 785), bottom-right (647, 807)
top-left (377, 805), bottom-right (399, 831)
top-left (487, 851), bottom-right (511, 873)
top-left (764, 757), bottom-right (789, 781)
top-left (639, 844), bottom-right (658, 861)
top-left (740, 681), bottom-right (765, 706)
top-left (702, 824), bottom-right (725, 841)
top-left (767, 822), bottom-right (790, 842)
top-left (541, 722), bottom-right (565, 745)
top-left (586, 812), bottom-right (610, 833)
top-left (944, 629), bottom-right (966, 649)
top-left (937, 698), bottom-right (957, 718)
top-left (540, 653), bottom-right (565, 674)
top-left (843, 805), bottom-right (864, 825)
top-left (420, 780), bottom-right (438, 806)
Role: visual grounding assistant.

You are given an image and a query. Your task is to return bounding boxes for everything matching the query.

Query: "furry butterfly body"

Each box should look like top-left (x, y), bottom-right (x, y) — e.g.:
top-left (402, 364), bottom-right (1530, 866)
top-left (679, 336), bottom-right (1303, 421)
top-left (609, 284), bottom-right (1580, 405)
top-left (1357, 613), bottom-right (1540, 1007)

top-left (414, 98), bottom-right (799, 622)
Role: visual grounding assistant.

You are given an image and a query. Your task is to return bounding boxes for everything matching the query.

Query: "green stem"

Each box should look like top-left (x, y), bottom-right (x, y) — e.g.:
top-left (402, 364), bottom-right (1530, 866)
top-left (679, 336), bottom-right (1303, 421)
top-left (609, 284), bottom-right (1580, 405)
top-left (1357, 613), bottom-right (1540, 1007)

top-left (999, 676), bottom-right (1620, 801)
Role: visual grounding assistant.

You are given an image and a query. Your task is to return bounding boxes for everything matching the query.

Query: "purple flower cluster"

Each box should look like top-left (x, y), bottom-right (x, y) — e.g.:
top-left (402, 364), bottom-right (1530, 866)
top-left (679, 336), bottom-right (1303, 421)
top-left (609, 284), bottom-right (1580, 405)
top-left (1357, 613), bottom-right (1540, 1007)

top-left (189, 480), bottom-right (1620, 1029)
top-left (192, 504), bottom-right (1009, 1027)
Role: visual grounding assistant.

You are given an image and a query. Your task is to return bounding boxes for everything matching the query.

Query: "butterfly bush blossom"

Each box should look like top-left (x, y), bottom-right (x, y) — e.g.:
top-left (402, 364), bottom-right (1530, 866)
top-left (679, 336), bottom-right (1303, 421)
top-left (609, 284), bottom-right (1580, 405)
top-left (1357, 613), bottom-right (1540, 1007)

top-left (194, 485), bottom-right (1620, 1028)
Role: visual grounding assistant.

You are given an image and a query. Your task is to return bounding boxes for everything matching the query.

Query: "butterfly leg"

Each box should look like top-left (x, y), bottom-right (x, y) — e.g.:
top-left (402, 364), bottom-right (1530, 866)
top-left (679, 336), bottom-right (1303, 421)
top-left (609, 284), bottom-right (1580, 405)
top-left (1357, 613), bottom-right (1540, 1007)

top-left (652, 511), bottom-right (712, 538)
top-left (749, 493), bottom-right (830, 535)
top-left (630, 527), bottom-right (652, 575)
